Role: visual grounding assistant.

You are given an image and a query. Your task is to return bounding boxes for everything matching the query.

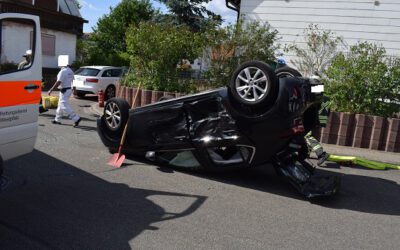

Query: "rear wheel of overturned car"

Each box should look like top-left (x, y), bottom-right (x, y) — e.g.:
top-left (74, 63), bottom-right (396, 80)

top-left (229, 61), bottom-right (278, 108)
top-left (103, 97), bottom-right (130, 135)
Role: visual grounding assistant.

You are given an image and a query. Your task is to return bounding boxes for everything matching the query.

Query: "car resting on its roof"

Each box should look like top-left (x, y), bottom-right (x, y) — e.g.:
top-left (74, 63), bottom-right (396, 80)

top-left (97, 61), bottom-right (340, 198)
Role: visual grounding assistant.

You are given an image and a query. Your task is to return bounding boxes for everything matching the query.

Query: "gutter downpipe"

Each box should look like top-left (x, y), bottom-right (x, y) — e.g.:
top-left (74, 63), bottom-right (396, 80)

top-left (225, 0), bottom-right (240, 22)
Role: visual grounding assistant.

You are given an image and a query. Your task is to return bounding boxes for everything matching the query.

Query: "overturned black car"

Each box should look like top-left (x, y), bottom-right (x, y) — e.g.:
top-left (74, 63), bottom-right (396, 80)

top-left (97, 61), bottom-right (340, 198)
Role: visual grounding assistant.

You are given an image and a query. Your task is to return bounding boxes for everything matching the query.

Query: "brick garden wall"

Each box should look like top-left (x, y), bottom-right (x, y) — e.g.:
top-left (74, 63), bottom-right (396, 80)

top-left (317, 112), bottom-right (400, 153)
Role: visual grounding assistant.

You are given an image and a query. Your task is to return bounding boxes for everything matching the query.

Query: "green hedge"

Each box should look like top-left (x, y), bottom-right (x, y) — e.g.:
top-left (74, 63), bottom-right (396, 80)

top-left (324, 42), bottom-right (400, 118)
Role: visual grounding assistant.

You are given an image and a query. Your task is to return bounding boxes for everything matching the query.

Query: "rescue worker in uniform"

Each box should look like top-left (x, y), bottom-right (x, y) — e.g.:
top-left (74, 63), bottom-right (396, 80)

top-left (305, 97), bottom-right (330, 166)
top-left (48, 65), bottom-right (81, 127)
top-left (18, 50), bottom-right (32, 70)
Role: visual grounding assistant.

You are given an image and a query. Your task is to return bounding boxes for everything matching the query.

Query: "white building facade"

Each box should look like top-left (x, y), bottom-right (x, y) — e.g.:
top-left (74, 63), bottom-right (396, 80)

top-left (0, 0), bottom-right (86, 70)
top-left (229, 0), bottom-right (400, 56)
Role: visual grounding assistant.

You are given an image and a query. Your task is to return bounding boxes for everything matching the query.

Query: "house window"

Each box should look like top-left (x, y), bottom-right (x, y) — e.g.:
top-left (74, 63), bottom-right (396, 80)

top-left (30, 32), bottom-right (56, 56)
top-left (42, 34), bottom-right (56, 56)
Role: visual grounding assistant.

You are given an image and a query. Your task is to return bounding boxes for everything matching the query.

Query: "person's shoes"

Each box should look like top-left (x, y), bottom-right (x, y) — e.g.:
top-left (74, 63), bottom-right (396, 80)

top-left (51, 120), bottom-right (61, 125)
top-left (73, 117), bottom-right (82, 128)
top-left (317, 152), bottom-right (330, 166)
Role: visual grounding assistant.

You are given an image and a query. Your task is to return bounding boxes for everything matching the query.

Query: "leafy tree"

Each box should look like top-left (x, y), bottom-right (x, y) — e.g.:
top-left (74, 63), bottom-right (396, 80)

top-left (156, 0), bottom-right (221, 31)
top-left (125, 22), bottom-right (204, 92)
top-left (204, 18), bottom-right (279, 86)
top-left (80, 0), bottom-right (155, 66)
top-left (285, 24), bottom-right (344, 76)
top-left (324, 42), bottom-right (400, 118)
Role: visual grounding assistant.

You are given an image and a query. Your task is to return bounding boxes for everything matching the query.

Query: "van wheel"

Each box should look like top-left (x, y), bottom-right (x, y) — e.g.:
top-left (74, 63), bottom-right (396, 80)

top-left (105, 85), bottom-right (116, 100)
top-left (103, 98), bottom-right (130, 134)
top-left (229, 61), bottom-right (278, 108)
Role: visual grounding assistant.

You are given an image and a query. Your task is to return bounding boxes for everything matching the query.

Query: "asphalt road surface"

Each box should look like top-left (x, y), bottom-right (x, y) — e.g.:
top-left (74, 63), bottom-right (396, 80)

top-left (1, 94), bottom-right (399, 250)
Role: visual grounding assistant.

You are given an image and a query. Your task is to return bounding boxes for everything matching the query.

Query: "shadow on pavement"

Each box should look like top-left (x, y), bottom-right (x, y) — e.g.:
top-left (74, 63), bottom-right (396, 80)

top-left (39, 113), bottom-right (96, 123)
top-left (129, 156), bottom-right (400, 216)
top-left (75, 125), bottom-right (98, 132)
top-left (0, 150), bottom-right (206, 250)
top-left (206, 166), bottom-right (400, 215)
top-left (74, 95), bottom-right (98, 102)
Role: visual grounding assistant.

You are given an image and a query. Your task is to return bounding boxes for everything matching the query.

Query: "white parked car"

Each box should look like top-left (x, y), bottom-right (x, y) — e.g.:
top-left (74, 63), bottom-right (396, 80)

top-left (72, 66), bottom-right (125, 100)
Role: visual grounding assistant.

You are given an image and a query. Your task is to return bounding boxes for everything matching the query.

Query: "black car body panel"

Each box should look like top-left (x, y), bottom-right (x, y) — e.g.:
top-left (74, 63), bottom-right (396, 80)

top-left (97, 75), bottom-right (339, 198)
top-left (98, 77), bottom-right (320, 167)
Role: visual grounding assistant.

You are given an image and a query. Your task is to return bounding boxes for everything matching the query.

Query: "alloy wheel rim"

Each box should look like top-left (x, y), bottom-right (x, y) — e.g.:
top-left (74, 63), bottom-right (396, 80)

top-left (235, 67), bottom-right (269, 102)
top-left (105, 102), bottom-right (121, 129)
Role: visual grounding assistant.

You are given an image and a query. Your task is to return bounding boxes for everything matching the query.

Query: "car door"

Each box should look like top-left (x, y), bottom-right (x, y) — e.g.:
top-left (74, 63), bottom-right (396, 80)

top-left (0, 14), bottom-right (42, 161)
top-left (100, 68), bottom-right (116, 91)
top-left (110, 68), bottom-right (123, 86)
top-left (127, 101), bottom-right (191, 151)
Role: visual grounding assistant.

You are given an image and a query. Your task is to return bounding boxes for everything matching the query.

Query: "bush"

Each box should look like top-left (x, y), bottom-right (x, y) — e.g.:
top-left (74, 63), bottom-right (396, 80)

top-left (204, 18), bottom-right (279, 86)
top-left (324, 42), bottom-right (400, 118)
top-left (125, 22), bottom-right (203, 93)
top-left (285, 24), bottom-right (344, 76)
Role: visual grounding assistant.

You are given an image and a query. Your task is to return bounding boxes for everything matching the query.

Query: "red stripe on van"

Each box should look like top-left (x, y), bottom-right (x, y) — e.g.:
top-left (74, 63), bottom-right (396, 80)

top-left (0, 80), bottom-right (42, 107)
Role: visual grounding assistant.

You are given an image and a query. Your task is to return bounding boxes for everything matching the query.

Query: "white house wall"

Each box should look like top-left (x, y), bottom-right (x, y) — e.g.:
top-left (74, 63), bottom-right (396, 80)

top-left (1, 22), bottom-right (76, 68)
top-left (240, 0), bottom-right (400, 56)
top-left (41, 28), bottom-right (76, 68)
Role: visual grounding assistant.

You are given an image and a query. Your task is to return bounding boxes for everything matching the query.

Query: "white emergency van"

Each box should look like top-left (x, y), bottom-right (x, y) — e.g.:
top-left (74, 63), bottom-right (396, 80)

top-left (0, 13), bottom-right (42, 175)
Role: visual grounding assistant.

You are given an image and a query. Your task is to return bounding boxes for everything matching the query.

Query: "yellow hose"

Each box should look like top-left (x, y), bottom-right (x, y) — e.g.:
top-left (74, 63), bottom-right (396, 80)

top-left (328, 154), bottom-right (400, 170)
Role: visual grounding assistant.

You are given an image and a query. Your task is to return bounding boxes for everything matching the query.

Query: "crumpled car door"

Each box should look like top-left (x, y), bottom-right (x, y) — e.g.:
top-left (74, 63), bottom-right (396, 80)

top-left (127, 102), bottom-right (191, 150)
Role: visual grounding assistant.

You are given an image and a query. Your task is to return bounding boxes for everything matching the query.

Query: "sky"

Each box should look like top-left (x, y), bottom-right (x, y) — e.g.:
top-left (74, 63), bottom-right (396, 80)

top-left (78, 0), bottom-right (238, 33)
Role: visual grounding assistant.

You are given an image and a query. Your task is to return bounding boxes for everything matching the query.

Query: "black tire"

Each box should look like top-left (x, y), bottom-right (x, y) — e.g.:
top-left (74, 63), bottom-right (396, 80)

top-left (108, 147), bottom-right (118, 154)
top-left (75, 91), bottom-right (86, 98)
top-left (105, 85), bottom-right (116, 100)
top-left (229, 61), bottom-right (278, 107)
top-left (0, 155), bottom-right (3, 177)
top-left (102, 97), bottom-right (130, 134)
top-left (275, 66), bottom-right (302, 78)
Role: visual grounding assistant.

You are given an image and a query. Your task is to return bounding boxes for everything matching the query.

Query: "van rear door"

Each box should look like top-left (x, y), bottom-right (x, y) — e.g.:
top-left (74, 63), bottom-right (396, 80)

top-left (0, 13), bottom-right (42, 162)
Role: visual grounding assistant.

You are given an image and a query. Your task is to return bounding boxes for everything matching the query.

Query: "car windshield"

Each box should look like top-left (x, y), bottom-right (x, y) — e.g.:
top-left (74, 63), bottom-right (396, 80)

top-left (75, 68), bottom-right (100, 76)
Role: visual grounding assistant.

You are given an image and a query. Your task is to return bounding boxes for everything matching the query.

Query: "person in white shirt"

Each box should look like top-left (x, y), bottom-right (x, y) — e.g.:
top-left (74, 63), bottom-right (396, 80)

top-left (48, 65), bottom-right (81, 127)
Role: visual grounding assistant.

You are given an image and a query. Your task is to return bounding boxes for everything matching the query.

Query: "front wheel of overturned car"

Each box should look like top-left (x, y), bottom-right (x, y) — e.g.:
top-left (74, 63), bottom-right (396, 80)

top-left (229, 61), bottom-right (278, 108)
top-left (103, 97), bottom-right (130, 136)
top-left (275, 66), bottom-right (302, 78)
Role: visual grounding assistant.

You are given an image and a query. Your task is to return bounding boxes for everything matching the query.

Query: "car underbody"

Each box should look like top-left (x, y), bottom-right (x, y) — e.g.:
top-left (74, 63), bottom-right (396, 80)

top-left (97, 61), bottom-right (341, 198)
